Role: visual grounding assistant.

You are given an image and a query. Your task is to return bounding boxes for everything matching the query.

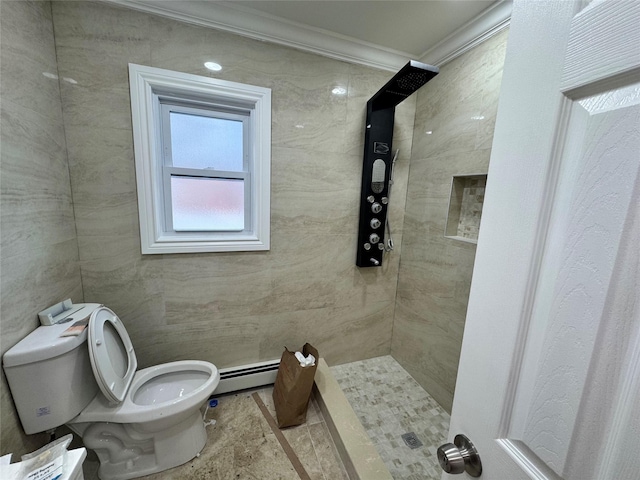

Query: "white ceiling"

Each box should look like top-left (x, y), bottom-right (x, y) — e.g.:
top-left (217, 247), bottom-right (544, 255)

top-left (227, 1), bottom-right (496, 57)
top-left (106, 0), bottom-right (512, 70)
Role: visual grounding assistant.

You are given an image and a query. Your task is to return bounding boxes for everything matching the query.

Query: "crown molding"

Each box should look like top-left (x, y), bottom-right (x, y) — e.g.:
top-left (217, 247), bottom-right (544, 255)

top-left (100, 0), bottom-right (410, 71)
top-left (420, 0), bottom-right (512, 67)
top-left (101, 0), bottom-right (511, 72)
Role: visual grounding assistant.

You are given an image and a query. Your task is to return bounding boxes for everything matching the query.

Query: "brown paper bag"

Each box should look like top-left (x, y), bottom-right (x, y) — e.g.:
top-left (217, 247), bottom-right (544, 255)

top-left (272, 343), bottom-right (319, 428)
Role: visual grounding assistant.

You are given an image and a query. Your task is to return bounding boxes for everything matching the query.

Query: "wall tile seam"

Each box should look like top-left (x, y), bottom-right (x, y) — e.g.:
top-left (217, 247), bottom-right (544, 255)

top-left (405, 154), bottom-right (492, 169)
top-left (49, 0), bottom-right (86, 304)
top-left (33, 3), bottom-right (87, 302)
top-left (387, 92), bottom-right (423, 354)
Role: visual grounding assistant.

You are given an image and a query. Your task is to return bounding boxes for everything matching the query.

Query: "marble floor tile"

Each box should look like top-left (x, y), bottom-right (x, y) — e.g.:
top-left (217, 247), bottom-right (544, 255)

top-left (331, 356), bottom-right (450, 480)
top-left (82, 386), bottom-right (348, 480)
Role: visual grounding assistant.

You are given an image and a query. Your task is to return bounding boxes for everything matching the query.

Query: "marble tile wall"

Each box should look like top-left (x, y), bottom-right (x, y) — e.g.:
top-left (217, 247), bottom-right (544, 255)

top-left (392, 29), bottom-right (509, 412)
top-left (0, 1), bottom-right (84, 457)
top-left (50, 2), bottom-right (415, 371)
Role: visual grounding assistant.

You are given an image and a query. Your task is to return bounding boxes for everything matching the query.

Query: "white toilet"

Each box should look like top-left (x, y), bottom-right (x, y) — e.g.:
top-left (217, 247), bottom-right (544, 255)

top-left (3, 303), bottom-right (220, 480)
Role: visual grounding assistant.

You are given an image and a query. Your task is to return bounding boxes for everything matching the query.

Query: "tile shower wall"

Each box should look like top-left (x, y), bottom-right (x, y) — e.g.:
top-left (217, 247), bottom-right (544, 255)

top-left (392, 30), bottom-right (509, 412)
top-left (50, 2), bottom-right (416, 371)
top-left (0, 1), bottom-right (84, 456)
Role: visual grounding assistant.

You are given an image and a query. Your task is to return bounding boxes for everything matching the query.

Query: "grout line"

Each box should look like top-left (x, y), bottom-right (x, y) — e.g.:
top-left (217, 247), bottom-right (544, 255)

top-left (49, 0), bottom-right (86, 301)
top-left (252, 392), bottom-right (312, 480)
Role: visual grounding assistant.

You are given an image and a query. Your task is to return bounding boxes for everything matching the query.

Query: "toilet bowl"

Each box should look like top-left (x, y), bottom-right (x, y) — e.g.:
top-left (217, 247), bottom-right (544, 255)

top-left (71, 361), bottom-right (217, 429)
top-left (69, 360), bottom-right (220, 480)
top-left (2, 303), bottom-right (220, 480)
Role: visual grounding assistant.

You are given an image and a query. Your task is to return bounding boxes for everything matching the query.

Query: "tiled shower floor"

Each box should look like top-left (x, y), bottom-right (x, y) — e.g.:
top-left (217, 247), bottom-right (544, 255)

top-left (331, 356), bottom-right (450, 480)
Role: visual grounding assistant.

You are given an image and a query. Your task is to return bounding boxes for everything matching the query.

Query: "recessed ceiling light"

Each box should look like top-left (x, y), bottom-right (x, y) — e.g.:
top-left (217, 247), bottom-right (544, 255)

top-left (204, 62), bottom-right (222, 72)
top-left (332, 86), bottom-right (347, 95)
top-left (425, 130), bottom-right (433, 135)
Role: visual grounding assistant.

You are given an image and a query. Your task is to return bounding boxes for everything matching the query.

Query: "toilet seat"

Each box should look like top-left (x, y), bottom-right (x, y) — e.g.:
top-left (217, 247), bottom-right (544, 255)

top-left (88, 307), bottom-right (137, 404)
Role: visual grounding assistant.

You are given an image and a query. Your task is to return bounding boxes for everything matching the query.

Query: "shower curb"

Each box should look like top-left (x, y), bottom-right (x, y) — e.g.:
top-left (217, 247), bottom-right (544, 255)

top-left (313, 358), bottom-right (393, 480)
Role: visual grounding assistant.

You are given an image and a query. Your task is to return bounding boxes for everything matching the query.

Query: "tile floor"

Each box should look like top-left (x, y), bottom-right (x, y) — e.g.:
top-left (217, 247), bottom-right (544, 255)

top-left (82, 387), bottom-right (349, 480)
top-left (331, 356), bottom-right (450, 480)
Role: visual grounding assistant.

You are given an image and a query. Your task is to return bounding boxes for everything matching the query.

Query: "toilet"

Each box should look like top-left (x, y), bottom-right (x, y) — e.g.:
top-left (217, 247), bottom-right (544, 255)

top-left (3, 303), bottom-right (220, 480)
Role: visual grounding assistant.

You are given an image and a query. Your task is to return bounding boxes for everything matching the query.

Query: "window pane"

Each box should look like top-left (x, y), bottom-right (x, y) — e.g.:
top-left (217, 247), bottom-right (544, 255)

top-left (169, 112), bottom-right (243, 171)
top-left (171, 176), bottom-right (244, 231)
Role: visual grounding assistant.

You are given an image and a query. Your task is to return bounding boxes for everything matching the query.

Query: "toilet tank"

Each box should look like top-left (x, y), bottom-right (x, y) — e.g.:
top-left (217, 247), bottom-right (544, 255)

top-left (2, 304), bottom-right (102, 434)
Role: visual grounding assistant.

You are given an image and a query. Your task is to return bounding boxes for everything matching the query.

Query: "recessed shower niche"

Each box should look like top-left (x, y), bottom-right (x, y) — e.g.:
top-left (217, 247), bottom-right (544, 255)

top-left (445, 174), bottom-right (487, 244)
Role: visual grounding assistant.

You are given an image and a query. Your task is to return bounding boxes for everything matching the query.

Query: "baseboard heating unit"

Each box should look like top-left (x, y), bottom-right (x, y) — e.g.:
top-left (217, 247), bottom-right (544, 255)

top-left (214, 359), bottom-right (281, 395)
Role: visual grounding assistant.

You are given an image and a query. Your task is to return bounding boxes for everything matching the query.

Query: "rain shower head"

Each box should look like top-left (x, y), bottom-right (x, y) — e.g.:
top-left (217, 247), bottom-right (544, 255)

top-left (369, 60), bottom-right (439, 111)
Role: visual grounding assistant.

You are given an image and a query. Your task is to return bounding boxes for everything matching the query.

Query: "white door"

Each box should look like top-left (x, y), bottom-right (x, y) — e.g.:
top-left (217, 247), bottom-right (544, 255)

top-left (445, 0), bottom-right (640, 479)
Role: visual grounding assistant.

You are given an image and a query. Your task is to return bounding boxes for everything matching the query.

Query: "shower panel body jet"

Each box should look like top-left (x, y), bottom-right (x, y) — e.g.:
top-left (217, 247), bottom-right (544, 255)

top-left (356, 61), bottom-right (438, 267)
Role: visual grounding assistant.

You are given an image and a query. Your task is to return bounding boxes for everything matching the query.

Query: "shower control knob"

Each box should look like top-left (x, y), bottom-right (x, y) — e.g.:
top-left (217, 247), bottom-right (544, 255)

top-left (364, 243), bottom-right (371, 251)
top-left (371, 202), bottom-right (382, 213)
top-left (370, 218), bottom-right (381, 229)
top-left (369, 233), bottom-right (380, 244)
top-left (378, 242), bottom-right (385, 250)
top-left (370, 258), bottom-right (380, 266)
top-left (367, 195), bottom-right (375, 203)
top-left (381, 197), bottom-right (389, 205)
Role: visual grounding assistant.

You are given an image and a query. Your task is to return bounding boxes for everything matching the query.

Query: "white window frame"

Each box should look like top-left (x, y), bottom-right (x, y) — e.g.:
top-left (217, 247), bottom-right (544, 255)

top-left (128, 64), bottom-right (271, 254)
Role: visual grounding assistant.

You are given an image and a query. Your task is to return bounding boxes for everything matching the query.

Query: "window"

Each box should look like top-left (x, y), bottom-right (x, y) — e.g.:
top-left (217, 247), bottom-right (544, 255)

top-left (128, 64), bottom-right (271, 254)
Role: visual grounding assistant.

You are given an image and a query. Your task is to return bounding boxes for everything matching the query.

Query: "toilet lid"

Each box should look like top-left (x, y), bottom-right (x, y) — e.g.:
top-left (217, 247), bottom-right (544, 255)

top-left (88, 307), bottom-right (137, 404)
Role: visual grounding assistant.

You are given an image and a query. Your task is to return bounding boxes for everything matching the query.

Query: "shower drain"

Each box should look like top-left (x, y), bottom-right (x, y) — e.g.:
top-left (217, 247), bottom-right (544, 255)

top-left (401, 432), bottom-right (423, 449)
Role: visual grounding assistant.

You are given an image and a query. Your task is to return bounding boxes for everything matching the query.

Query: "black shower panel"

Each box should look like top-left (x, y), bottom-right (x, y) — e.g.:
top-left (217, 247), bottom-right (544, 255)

top-left (356, 61), bottom-right (438, 267)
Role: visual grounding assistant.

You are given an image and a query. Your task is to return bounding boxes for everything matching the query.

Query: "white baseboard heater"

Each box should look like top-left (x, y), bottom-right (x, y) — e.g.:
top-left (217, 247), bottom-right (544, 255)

top-left (214, 359), bottom-right (281, 395)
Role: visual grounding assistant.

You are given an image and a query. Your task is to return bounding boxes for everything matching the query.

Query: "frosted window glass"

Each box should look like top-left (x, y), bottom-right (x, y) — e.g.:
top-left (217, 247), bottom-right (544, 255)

top-left (170, 112), bottom-right (243, 171)
top-left (171, 176), bottom-right (244, 231)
